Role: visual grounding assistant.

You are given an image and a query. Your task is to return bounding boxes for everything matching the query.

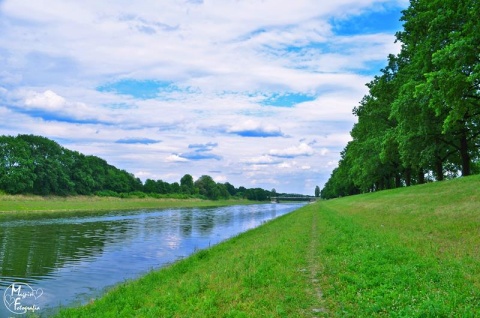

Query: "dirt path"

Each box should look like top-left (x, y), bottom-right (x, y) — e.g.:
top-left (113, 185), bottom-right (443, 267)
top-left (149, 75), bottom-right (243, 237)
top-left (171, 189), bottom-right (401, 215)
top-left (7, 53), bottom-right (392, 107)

top-left (307, 206), bottom-right (327, 317)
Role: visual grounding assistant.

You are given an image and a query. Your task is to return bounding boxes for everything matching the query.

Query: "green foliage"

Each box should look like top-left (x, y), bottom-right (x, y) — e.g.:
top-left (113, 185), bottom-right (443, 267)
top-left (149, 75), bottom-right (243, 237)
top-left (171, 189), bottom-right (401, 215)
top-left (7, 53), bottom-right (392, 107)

top-left (0, 135), bottom-right (143, 196)
top-left (180, 174), bottom-right (195, 194)
top-left (0, 134), bottom-right (283, 202)
top-left (322, 0), bottom-right (480, 198)
top-left (244, 188), bottom-right (271, 201)
top-left (95, 190), bottom-right (120, 197)
top-left (194, 175), bottom-right (230, 200)
top-left (0, 136), bottom-right (35, 194)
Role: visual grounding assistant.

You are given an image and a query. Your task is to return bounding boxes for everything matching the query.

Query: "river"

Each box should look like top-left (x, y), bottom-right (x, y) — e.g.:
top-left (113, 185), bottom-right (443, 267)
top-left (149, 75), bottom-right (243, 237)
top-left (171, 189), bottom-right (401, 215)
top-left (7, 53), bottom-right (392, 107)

top-left (0, 203), bottom-right (304, 316)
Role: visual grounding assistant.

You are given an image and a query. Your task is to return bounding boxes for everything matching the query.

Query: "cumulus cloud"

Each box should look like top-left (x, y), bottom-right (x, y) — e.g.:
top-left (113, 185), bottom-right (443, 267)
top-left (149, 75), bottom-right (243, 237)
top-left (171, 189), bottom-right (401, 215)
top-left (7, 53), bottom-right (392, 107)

top-left (20, 89), bottom-right (109, 124)
top-left (0, 0), bottom-right (408, 193)
top-left (25, 90), bottom-right (66, 110)
top-left (269, 143), bottom-right (315, 158)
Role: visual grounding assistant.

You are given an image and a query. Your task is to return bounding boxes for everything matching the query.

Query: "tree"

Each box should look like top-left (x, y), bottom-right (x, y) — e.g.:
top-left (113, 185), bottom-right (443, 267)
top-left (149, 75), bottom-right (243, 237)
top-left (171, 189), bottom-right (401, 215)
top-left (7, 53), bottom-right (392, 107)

top-left (224, 182), bottom-right (236, 196)
top-left (320, 0), bottom-right (480, 199)
top-left (314, 186), bottom-right (320, 197)
top-left (170, 182), bottom-right (181, 194)
top-left (216, 183), bottom-right (230, 199)
top-left (143, 179), bottom-right (158, 193)
top-left (245, 188), bottom-right (269, 201)
top-left (194, 175), bottom-right (220, 200)
top-left (321, 145), bottom-right (360, 199)
top-left (180, 174), bottom-right (194, 194)
top-left (348, 65), bottom-right (403, 192)
top-left (0, 134), bottom-right (302, 200)
top-left (18, 135), bottom-right (74, 195)
top-left (0, 136), bottom-right (35, 194)
top-left (420, 0), bottom-right (480, 176)
top-left (397, 0), bottom-right (480, 176)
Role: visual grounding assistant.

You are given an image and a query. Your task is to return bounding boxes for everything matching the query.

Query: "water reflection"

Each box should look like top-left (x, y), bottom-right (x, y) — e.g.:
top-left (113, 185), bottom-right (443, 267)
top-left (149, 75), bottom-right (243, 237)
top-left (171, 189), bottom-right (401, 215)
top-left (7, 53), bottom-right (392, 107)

top-left (0, 203), bottom-right (304, 316)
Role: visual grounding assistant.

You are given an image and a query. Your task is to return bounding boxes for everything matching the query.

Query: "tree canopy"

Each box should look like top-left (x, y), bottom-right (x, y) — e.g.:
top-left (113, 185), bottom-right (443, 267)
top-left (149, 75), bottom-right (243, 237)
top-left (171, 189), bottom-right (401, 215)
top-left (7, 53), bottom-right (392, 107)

top-left (0, 134), bottom-right (295, 201)
top-left (321, 0), bottom-right (479, 199)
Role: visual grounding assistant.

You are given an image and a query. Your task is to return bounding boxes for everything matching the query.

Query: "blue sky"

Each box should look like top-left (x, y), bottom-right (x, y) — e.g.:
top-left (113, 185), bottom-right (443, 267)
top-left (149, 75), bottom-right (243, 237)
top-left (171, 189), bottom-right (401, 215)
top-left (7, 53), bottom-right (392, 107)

top-left (0, 0), bottom-right (408, 194)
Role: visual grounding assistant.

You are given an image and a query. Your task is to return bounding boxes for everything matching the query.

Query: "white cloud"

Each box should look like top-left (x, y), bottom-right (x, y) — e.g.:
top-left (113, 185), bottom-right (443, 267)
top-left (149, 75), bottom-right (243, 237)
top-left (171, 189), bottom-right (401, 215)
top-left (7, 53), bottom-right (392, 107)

top-left (165, 154), bottom-right (189, 163)
top-left (0, 0), bottom-right (408, 193)
top-left (213, 175), bottom-right (228, 183)
top-left (278, 162), bottom-right (292, 169)
top-left (227, 120), bottom-right (285, 137)
top-left (269, 143), bottom-right (315, 158)
top-left (242, 155), bottom-right (281, 165)
top-left (319, 148), bottom-right (330, 156)
top-left (25, 90), bottom-right (66, 110)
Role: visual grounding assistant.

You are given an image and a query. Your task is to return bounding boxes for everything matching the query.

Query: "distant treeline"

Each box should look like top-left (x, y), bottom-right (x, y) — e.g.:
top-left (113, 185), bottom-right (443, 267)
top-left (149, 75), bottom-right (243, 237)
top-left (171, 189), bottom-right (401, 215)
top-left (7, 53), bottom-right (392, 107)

top-left (321, 0), bottom-right (479, 199)
top-left (0, 134), bottom-right (276, 200)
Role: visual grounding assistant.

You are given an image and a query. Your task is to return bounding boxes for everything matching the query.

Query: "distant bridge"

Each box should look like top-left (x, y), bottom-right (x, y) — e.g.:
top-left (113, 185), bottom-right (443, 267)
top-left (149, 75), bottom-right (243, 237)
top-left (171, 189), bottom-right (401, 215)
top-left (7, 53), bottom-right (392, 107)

top-left (270, 196), bottom-right (318, 203)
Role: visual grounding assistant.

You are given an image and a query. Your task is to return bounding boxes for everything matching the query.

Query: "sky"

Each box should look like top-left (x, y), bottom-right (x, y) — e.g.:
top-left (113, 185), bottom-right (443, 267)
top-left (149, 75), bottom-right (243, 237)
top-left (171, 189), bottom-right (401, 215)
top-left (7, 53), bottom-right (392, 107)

top-left (0, 0), bottom-right (408, 195)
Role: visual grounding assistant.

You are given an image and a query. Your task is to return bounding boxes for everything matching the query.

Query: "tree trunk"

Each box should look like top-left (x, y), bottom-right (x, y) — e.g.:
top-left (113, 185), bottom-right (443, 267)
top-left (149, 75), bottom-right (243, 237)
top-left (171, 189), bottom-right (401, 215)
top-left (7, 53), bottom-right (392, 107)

top-left (405, 168), bottom-right (412, 186)
top-left (417, 169), bottom-right (425, 184)
top-left (460, 132), bottom-right (471, 176)
top-left (435, 159), bottom-right (444, 181)
top-left (395, 174), bottom-right (402, 188)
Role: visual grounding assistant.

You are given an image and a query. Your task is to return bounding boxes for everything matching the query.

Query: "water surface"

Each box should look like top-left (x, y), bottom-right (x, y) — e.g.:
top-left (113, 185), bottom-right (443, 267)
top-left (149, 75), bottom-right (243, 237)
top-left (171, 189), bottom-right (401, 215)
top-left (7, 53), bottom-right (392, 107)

top-left (0, 203), bottom-right (304, 316)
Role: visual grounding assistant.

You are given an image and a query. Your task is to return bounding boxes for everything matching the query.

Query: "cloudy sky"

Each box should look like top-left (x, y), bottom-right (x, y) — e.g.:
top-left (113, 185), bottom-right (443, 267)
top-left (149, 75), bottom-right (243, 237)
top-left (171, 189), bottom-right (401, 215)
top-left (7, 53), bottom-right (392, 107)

top-left (0, 0), bottom-right (407, 194)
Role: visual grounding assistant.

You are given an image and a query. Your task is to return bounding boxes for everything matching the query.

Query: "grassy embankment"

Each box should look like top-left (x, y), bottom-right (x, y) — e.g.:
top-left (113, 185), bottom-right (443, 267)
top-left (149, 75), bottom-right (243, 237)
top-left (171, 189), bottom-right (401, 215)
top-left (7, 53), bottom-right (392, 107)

top-left (0, 194), bottom-right (253, 218)
top-left (48, 175), bottom-right (479, 317)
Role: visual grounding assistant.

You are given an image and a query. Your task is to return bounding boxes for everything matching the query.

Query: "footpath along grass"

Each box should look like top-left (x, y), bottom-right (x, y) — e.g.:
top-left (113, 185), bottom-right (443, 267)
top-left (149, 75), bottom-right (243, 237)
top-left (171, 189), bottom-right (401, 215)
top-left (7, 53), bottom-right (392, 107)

top-left (55, 175), bottom-right (479, 317)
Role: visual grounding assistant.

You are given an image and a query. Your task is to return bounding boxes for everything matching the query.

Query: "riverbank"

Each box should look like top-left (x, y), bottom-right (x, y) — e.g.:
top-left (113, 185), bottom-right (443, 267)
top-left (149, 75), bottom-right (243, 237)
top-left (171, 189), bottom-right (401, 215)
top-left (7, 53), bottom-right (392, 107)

top-left (0, 194), bottom-right (254, 217)
top-left (53, 175), bottom-right (480, 317)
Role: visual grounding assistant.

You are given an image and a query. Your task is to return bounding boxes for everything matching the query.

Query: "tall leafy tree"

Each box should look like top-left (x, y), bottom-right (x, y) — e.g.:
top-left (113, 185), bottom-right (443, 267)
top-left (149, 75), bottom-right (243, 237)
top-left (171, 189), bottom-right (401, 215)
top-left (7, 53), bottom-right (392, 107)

top-left (180, 174), bottom-right (195, 194)
top-left (194, 175), bottom-right (221, 200)
top-left (17, 135), bottom-right (74, 195)
top-left (349, 64), bottom-right (402, 191)
top-left (0, 136), bottom-right (35, 194)
top-left (397, 0), bottom-right (480, 176)
top-left (321, 0), bottom-right (479, 198)
top-left (419, 0), bottom-right (480, 175)
top-left (321, 144), bottom-right (360, 199)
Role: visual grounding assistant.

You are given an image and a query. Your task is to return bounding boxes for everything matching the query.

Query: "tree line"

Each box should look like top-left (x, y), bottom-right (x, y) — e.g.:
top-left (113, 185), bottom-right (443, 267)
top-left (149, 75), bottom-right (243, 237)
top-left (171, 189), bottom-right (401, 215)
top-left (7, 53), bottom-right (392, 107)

top-left (321, 0), bottom-right (479, 199)
top-left (0, 134), bottom-right (275, 200)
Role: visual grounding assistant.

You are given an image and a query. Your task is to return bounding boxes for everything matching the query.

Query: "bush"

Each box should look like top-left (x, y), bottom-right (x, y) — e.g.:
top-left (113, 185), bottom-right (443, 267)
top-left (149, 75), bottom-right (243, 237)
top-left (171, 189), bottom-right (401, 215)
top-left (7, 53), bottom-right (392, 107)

top-left (128, 191), bottom-right (147, 198)
top-left (95, 190), bottom-right (120, 197)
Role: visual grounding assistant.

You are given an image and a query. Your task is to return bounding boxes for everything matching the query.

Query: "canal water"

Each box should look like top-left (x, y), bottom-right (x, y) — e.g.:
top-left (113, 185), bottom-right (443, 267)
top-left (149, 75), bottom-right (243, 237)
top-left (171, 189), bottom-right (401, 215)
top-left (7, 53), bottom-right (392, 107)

top-left (0, 203), bottom-right (304, 316)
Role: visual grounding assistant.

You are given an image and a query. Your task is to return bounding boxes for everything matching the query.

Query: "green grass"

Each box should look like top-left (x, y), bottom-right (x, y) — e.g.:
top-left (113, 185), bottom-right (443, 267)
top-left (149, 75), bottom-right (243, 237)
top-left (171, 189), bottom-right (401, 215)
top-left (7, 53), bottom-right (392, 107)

top-left (315, 176), bottom-right (480, 317)
top-left (55, 201), bottom-right (320, 318)
top-left (52, 175), bottom-right (480, 317)
top-left (0, 194), bottom-right (253, 219)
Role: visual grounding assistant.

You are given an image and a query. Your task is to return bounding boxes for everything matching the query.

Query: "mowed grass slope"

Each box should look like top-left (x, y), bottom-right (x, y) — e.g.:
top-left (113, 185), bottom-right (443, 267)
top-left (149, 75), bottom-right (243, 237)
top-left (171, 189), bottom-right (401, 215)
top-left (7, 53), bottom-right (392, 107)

top-left (55, 175), bottom-right (480, 317)
top-left (314, 175), bottom-right (480, 317)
